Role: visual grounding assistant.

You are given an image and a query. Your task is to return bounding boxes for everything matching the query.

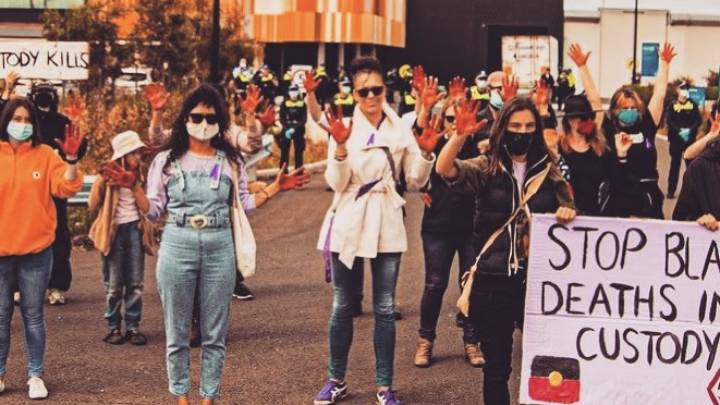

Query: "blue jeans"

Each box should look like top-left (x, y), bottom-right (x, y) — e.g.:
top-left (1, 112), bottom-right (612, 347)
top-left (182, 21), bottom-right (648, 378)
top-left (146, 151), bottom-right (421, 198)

top-left (328, 252), bottom-right (400, 387)
top-left (419, 231), bottom-right (478, 343)
top-left (101, 221), bottom-right (145, 331)
top-left (0, 248), bottom-right (53, 377)
top-left (156, 225), bottom-right (236, 399)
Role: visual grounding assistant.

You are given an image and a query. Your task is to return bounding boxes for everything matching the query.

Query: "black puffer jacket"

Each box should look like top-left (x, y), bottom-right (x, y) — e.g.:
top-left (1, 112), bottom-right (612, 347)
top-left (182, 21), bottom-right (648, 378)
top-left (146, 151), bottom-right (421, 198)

top-left (672, 139), bottom-right (720, 221)
top-left (448, 143), bottom-right (574, 279)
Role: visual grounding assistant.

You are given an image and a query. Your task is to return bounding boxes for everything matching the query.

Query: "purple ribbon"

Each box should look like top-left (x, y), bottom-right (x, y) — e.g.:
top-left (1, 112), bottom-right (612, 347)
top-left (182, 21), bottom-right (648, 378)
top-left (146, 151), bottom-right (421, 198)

top-left (355, 179), bottom-right (381, 200)
top-left (322, 215), bottom-right (335, 283)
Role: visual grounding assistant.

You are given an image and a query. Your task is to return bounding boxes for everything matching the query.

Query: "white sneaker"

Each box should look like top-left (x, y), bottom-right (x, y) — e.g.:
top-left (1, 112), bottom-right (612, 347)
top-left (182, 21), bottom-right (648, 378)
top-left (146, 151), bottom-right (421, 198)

top-left (0, 377), bottom-right (5, 394)
top-left (27, 377), bottom-right (48, 399)
top-left (47, 289), bottom-right (65, 305)
top-left (13, 292), bottom-right (20, 305)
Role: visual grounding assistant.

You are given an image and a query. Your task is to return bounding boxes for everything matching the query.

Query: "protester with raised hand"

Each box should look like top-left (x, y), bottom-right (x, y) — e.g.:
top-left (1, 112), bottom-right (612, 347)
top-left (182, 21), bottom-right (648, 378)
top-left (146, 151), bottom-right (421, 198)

top-left (598, 43), bottom-right (676, 218)
top-left (314, 56), bottom-right (436, 405)
top-left (88, 131), bottom-right (156, 346)
top-left (146, 83), bottom-right (268, 155)
top-left (672, 130), bottom-right (720, 232)
top-left (145, 84), bottom-right (307, 405)
top-left (684, 101), bottom-right (720, 161)
top-left (24, 82), bottom-right (88, 306)
top-left (561, 44), bottom-right (631, 216)
top-left (413, 97), bottom-right (487, 369)
top-left (475, 72), bottom-right (519, 149)
top-left (436, 97), bottom-right (575, 405)
top-left (0, 97), bottom-right (84, 399)
top-left (665, 81), bottom-right (702, 198)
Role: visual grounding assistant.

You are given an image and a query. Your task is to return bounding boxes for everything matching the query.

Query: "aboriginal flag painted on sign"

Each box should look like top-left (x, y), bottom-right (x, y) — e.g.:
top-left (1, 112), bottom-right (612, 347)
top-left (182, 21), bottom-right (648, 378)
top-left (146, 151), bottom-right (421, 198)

top-left (528, 356), bottom-right (580, 404)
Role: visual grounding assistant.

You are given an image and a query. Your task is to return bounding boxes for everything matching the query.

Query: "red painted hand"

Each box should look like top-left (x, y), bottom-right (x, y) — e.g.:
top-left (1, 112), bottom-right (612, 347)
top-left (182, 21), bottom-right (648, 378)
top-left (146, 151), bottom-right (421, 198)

top-left (55, 123), bottom-right (84, 158)
top-left (321, 107), bottom-right (352, 145)
top-left (567, 43), bottom-right (591, 67)
top-left (144, 83), bottom-right (170, 111)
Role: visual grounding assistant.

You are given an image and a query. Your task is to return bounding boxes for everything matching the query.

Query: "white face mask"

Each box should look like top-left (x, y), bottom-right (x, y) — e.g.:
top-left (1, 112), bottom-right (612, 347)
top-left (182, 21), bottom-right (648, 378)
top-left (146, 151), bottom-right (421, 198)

top-left (38, 106), bottom-right (50, 113)
top-left (186, 122), bottom-right (219, 141)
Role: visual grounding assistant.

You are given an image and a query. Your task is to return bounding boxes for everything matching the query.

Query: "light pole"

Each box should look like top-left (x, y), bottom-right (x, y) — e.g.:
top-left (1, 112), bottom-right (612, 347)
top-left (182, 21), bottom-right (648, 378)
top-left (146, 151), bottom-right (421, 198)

top-left (631, 0), bottom-right (639, 84)
top-left (210, 0), bottom-right (220, 84)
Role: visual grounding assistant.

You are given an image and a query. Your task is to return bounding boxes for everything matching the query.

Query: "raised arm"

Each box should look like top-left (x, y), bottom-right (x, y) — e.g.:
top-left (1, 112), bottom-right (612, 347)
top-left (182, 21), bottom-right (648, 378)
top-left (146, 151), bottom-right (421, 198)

top-left (304, 71), bottom-right (323, 122)
top-left (436, 100), bottom-right (486, 179)
top-left (684, 113), bottom-right (720, 160)
top-left (648, 43), bottom-right (676, 126)
top-left (568, 43), bottom-right (603, 125)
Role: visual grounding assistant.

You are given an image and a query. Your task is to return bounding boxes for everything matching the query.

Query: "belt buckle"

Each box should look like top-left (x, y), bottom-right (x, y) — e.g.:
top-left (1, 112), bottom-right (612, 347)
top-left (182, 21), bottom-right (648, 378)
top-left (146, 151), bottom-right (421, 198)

top-left (189, 215), bottom-right (209, 229)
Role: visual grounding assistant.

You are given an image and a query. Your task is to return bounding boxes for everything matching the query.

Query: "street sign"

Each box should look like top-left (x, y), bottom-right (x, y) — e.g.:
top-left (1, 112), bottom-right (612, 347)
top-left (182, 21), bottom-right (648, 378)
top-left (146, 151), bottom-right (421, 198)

top-left (641, 43), bottom-right (660, 77)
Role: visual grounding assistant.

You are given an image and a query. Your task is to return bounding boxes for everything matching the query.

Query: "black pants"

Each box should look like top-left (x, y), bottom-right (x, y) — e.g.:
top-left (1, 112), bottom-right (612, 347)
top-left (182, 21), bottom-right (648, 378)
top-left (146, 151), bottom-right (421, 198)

top-left (668, 143), bottom-right (690, 196)
top-left (48, 199), bottom-right (72, 291)
top-left (418, 231), bottom-right (478, 343)
top-left (278, 126), bottom-right (306, 170)
top-left (470, 274), bottom-right (525, 405)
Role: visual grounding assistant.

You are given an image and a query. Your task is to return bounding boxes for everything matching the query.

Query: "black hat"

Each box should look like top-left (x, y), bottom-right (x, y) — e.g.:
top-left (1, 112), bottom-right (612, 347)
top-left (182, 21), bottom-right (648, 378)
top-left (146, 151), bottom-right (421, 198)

top-left (562, 94), bottom-right (601, 119)
top-left (677, 80), bottom-right (690, 90)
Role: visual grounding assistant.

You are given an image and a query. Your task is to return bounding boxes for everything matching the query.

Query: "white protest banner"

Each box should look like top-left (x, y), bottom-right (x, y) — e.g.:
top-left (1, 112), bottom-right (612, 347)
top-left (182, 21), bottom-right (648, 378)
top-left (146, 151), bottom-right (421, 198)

top-left (0, 41), bottom-right (89, 80)
top-left (520, 214), bottom-right (720, 405)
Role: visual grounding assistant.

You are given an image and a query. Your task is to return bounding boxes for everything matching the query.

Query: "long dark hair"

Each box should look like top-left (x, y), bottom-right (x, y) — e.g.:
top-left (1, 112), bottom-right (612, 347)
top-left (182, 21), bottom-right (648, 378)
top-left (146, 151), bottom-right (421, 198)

top-left (163, 83), bottom-right (242, 170)
top-left (486, 97), bottom-right (548, 174)
top-left (0, 97), bottom-right (43, 147)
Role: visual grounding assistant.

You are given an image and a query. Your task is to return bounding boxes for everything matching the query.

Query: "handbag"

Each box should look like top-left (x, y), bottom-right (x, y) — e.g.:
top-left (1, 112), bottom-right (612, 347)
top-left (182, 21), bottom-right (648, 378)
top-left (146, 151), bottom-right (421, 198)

top-left (229, 162), bottom-right (257, 278)
top-left (457, 163), bottom-right (552, 317)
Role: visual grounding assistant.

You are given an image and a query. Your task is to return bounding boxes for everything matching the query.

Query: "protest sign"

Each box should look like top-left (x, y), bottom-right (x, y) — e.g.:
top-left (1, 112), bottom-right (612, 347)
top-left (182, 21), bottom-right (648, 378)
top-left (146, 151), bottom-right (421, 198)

top-left (0, 41), bottom-right (89, 80)
top-left (520, 214), bottom-right (720, 405)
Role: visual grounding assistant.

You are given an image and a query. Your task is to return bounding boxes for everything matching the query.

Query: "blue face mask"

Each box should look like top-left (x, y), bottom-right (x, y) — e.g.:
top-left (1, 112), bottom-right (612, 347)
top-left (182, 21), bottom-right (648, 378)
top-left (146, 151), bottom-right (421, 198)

top-left (490, 90), bottom-right (503, 110)
top-left (617, 108), bottom-right (640, 127)
top-left (7, 122), bottom-right (33, 141)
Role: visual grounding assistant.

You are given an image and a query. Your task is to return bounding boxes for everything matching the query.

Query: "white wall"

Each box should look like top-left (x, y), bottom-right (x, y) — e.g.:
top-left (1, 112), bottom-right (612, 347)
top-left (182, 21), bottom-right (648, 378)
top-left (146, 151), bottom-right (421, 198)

top-left (564, 8), bottom-right (720, 99)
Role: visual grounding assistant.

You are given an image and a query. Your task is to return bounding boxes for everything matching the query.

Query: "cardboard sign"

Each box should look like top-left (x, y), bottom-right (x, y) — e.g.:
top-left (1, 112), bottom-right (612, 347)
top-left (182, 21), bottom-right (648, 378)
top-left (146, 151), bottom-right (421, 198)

top-left (0, 41), bottom-right (89, 80)
top-left (520, 214), bottom-right (720, 405)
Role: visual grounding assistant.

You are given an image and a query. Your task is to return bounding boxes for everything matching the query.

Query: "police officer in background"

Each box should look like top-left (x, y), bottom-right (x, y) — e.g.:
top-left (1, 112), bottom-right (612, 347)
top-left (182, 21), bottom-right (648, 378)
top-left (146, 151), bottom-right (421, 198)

top-left (232, 58), bottom-right (254, 96)
top-left (254, 64), bottom-right (279, 101)
top-left (30, 82), bottom-right (88, 305)
top-left (278, 83), bottom-right (307, 171)
top-left (398, 64), bottom-right (416, 116)
top-left (470, 71), bottom-right (490, 110)
top-left (666, 81), bottom-right (702, 198)
top-left (331, 77), bottom-right (355, 117)
top-left (314, 64), bottom-right (334, 107)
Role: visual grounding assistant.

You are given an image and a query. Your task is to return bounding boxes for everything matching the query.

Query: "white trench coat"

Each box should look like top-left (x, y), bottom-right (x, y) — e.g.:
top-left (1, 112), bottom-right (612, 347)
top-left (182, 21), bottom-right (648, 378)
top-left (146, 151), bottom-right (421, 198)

top-left (316, 103), bottom-right (434, 268)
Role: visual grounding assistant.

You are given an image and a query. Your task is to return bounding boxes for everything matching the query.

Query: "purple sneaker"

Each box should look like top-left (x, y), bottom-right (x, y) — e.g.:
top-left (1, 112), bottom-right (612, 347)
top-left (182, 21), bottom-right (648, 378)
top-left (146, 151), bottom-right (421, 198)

top-left (314, 380), bottom-right (348, 405)
top-left (376, 390), bottom-right (401, 405)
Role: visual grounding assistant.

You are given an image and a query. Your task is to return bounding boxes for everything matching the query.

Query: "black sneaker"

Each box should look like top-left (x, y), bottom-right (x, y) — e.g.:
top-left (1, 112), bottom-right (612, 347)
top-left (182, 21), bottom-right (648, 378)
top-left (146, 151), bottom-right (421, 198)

top-left (125, 330), bottom-right (148, 346)
top-left (233, 282), bottom-right (255, 300)
top-left (393, 307), bottom-right (403, 321)
top-left (103, 329), bottom-right (125, 345)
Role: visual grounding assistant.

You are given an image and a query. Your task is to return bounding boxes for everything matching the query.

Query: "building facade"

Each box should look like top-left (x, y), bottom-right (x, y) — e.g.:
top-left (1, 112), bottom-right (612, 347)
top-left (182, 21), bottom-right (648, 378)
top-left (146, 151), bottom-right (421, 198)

top-left (565, 0), bottom-right (720, 98)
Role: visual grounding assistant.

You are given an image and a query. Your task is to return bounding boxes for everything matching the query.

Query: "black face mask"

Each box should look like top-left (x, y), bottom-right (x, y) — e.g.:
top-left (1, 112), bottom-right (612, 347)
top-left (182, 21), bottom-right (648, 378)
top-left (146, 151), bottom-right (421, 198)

top-left (33, 93), bottom-right (54, 110)
top-left (504, 130), bottom-right (534, 156)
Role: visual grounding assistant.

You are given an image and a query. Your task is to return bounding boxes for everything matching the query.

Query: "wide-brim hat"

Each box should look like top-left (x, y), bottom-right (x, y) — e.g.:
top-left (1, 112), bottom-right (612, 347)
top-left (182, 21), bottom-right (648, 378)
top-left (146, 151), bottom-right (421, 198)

top-left (111, 130), bottom-right (147, 161)
top-left (562, 94), bottom-right (604, 118)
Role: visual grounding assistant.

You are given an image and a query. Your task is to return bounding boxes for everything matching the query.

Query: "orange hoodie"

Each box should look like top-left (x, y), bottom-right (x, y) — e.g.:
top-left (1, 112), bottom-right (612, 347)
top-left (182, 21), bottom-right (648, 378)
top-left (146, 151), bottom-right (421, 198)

top-left (0, 141), bottom-right (83, 256)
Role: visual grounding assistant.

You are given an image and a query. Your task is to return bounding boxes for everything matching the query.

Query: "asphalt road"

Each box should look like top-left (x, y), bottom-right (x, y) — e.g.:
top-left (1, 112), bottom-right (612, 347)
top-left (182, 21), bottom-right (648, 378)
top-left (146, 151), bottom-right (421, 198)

top-left (2, 138), bottom-right (681, 405)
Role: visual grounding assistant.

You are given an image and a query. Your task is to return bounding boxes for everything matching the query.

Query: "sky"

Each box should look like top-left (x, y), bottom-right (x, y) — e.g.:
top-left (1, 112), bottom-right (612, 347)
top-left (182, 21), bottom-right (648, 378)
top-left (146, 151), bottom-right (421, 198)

top-left (564, 0), bottom-right (720, 15)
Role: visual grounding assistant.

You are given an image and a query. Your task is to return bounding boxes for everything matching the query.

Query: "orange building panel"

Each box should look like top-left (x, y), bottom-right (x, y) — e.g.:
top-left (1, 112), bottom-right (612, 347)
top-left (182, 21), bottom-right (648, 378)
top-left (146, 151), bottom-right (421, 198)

top-left (245, 0), bottom-right (406, 47)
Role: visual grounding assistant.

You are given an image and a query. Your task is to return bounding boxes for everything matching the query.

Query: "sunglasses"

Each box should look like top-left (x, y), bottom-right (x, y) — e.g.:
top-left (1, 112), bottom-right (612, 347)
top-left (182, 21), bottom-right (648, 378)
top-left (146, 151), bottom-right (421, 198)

top-left (356, 86), bottom-right (384, 98)
top-left (189, 113), bottom-right (219, 125)
top-left (444, 116), bottom-right (456, 123)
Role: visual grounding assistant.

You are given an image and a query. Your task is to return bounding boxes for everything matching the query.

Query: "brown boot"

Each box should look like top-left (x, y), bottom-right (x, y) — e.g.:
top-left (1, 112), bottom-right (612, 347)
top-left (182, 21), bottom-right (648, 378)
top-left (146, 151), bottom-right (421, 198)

top-left (464, 343), bottom-right (486, 367)
top-left (414, 337), bottom-right (433, 368)
top-left (200, 399), bottom-right (214, 405)
top-left (176, 395), bottom-right (189, 405)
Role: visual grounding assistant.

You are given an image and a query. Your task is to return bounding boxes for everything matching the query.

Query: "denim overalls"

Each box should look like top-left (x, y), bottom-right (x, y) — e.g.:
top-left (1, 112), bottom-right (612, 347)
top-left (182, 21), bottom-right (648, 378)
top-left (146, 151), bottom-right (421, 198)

top-left (156, 152), bottom-right (237, 399)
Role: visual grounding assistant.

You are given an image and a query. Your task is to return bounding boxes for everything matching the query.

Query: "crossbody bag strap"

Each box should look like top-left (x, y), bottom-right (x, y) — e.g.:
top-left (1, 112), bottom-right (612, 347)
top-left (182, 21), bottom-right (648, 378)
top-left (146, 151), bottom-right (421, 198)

top-left (457, 163), bottom-right (552, 316)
